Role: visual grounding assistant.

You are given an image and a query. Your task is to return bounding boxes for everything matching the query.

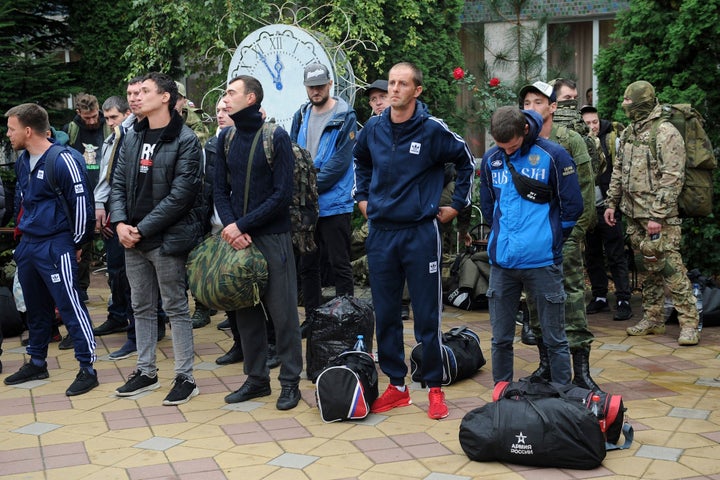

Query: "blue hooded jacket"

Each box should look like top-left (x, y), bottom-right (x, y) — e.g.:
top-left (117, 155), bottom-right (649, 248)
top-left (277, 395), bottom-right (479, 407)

top-left (353, 100), bottom-right (474, 227)
top-left (479, 109), bottom-right (583, 269)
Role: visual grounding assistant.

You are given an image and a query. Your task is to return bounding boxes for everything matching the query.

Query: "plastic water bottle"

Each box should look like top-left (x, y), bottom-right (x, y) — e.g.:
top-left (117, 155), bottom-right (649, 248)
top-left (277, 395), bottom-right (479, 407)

top-left (693, 283), bottom-right (704, 332)
top-left (590, 394), bottom-right (606, 430)
top-left (353, 334), bottom-right (367, 352)
top-left (663, 296), bottom-right (674, 322)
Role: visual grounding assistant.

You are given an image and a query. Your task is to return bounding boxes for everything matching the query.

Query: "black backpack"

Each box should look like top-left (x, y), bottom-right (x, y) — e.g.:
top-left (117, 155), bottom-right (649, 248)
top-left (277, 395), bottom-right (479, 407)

top-left (315, 351), bottom-right (379, 422)
top-left (411, 326), bottom-right (485, 386)
top-left (0, 286), bottom-right (24, 338)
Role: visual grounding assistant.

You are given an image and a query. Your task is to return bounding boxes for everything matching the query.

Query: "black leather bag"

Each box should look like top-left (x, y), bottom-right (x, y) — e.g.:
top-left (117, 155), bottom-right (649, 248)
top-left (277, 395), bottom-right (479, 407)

top-left (459, 380), bottom-right (606, 469)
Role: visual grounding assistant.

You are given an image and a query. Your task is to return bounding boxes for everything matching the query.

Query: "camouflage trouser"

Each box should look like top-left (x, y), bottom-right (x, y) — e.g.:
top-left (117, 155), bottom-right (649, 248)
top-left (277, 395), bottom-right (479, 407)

top-left (529, 231), bottom-right (594, 349)
top-left (628, 220), bottom-right (698, 329)
top-left (352, 255), bottom-right (371, 286)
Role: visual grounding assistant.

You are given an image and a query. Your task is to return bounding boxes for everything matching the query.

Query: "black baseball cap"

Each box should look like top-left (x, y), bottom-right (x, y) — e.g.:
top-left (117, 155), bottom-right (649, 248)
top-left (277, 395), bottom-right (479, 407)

top-left (579, 105), bottom-right (598, 115)
top-left (364, 79), bottom-right (388, 95)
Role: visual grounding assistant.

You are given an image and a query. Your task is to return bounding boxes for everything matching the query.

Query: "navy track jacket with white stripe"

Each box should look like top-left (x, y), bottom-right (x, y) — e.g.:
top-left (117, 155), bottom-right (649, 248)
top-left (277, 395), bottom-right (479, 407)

top-left (15, 139), bottom-right (93, 248)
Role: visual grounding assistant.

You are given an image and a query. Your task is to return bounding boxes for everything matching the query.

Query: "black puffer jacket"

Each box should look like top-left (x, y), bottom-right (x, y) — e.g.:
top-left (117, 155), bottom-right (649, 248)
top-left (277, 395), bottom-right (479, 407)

top-left (109, 110), bottom-right (203, 256)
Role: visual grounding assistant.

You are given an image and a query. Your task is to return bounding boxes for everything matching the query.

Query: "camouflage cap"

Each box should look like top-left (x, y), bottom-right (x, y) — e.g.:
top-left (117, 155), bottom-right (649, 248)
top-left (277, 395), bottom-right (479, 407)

top-left (623, 81), bottom-right (655, 104)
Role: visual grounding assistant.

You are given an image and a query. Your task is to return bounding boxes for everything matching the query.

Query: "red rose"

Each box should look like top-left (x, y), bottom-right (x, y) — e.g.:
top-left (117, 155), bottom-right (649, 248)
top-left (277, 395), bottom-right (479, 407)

top-left (453, 67), bottom-right (465, 80)
top-left (489, 77), bottom-right (500, 87)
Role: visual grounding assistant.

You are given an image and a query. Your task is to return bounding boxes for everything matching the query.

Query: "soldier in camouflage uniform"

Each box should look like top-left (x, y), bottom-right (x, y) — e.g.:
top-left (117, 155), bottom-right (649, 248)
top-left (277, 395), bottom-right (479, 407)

top-left (521, 81), bottom-right (601, 392)
top-left (604, 80), bottom-right (699, 346)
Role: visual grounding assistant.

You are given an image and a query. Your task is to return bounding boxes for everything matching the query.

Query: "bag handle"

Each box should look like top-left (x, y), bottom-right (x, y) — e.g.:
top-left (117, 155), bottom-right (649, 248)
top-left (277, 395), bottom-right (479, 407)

top-left (606, 422), bottom-right (634, 451)
top-left (243, 127), bottom-right (264, 216)
top-left (502, 378), bottom-right (569, 400)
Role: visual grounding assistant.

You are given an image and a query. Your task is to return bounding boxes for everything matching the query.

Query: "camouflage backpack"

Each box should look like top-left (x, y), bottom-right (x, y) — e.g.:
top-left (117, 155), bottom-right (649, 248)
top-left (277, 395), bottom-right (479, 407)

top-left (648, 104), bottom-right (716, 218)
top-left (225, 123), bottom-right (319, 254)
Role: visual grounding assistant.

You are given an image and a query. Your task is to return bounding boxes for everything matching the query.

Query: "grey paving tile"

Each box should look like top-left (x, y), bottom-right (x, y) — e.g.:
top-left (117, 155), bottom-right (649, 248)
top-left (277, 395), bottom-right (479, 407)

top-left (267, 452), bottom-right (319, 469)
top-left (635, 444), bottom-right (683, 461)
top-left (5, 347), bottom-right (27, 354)
top-left (599, 343), bottom-right (632, 351)
top-left (668, 407), bottom-right (710, 420)
top-left (425, 474), bottom-right (472, 480)
top-left (353, 414), bottom-right (387, 426)
top-left (13, 422), bottom-right (62, 435)
top-left (6, 379), bottom-right (50, 390)
top-left (194, 361), bottom-right (222, 371)
top-left (695, 377), bottom-right (720, 387)
top-left (133, 436), bottom-right (184, 451)
top-left (221, 401), bottom-right (265, 412)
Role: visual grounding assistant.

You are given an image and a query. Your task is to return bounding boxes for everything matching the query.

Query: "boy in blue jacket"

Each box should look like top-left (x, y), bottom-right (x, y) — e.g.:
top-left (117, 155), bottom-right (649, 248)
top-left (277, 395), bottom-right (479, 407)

top-left (479, 106), bottom-right (583, 385)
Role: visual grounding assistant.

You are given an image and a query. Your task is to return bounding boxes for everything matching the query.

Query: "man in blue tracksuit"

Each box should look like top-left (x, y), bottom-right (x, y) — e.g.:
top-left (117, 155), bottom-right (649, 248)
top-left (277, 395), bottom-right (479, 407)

top-left (354, 62), bottom-right (474, 420)
top-left (4, 103), bottom-right (98, 396)
top-left (479, 106), bottom-right (583, 385)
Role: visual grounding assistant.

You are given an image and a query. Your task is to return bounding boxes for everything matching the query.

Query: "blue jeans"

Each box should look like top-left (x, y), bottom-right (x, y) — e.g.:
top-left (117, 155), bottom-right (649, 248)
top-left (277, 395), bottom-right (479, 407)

top-left (487, 264), bottom-right (570, 384)
top-left (124, 247), bottom-right (194, 380)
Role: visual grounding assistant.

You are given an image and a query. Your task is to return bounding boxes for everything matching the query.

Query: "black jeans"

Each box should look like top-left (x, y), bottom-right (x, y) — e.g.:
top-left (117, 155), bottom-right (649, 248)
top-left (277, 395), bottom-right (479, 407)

top-left (585, 209), bottom-right (631, 302)
top-left (299, 213), bottom-right (354, 311)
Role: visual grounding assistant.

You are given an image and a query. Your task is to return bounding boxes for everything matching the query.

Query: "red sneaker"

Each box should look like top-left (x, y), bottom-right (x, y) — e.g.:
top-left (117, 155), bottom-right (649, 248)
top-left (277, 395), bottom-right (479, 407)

top-left (428, 387), bottom-right (449, 419)
top-left (371, 384), bottom-right (412, 413)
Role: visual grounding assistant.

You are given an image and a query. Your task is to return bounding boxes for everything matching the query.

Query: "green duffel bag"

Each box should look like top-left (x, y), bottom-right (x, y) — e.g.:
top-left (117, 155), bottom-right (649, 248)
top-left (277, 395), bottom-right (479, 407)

top-left (186, 234), bottom-right (268, 311)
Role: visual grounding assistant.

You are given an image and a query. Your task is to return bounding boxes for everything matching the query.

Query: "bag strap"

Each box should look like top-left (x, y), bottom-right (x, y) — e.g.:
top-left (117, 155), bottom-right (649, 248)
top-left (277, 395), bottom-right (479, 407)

top-left (44, 144), bottom-right (75, 230)
top-left (243, 128), bottom-right (264, 216)
top-left (606, 422), bottom-right (634, 451)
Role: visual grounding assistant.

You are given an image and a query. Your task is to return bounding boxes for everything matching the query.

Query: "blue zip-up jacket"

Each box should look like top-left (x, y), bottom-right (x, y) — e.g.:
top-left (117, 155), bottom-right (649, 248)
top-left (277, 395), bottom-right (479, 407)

top-left (479, 109), bottom-right (583, 269)
top-left (353, 100), bottom-right (474, 226)
top-left (290, 97), bottom-right (356, 217)
top-left (15, 139), bottom-right (93, 247)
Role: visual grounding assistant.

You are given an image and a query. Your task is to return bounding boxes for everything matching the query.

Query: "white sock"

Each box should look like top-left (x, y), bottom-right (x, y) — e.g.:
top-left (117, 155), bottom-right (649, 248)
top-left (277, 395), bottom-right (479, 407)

top-left (395, 385), bottom-right (406, 392)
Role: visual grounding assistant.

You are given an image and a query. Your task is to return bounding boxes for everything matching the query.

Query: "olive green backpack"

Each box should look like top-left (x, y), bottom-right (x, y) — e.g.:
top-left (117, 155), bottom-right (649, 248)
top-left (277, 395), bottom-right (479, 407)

top-left (648, 104), bottom-right (716, 217)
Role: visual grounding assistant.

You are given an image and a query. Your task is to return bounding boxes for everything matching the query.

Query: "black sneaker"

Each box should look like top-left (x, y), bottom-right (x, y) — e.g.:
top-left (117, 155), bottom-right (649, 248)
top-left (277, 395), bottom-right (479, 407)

top-left (163, 375), bottom-right (199, 405)
top-left (93, 318), bottom-right (128, 336)
top-left (4, 362), bottom-right (49, 385)
top-left (191, 309), bottom-right (211, 329)
top-left (276, 384), bottom-right (301, 410)
top-left (586, 297), bottom-right (610, 314)
top-left (66, 368), bottom-right (99, 396)
top-left (614, 300), bottom-right (634, 321)
top-left (225, 381), bottom-right (271, 403)
top-left (217, 318), bottom-right (231, 331)
top-left (115, 370), bottom-right (160, 396)
top-left (266, 344), bottom-right (280, 369)
top-left (58, 335), bottom-right (74, 350)
top-left (108, 340), bottom-right (137, 360)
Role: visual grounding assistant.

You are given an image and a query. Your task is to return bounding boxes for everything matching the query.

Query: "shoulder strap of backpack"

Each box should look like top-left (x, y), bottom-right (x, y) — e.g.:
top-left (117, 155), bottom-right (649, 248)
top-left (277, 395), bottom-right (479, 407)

top-left (44, 144), bottom-right (75, 228)
top-left (261, 122), bottom-right (279, 169)
top-left (67, 122), bottom-right (79, 146)
top-left (223, 126), bottom-right (236, 187)
top-left (648, 118), bottom-right (668, 161)
top-left (242, 128), bottom-right (264, 216)
top-left (606, 422), bottom-right (634, 451)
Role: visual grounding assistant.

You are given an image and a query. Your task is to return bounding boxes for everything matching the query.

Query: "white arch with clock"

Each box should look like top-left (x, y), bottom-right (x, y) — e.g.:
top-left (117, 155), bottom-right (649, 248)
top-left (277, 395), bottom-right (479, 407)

top-left (228, 24), bottom-right (354, 131)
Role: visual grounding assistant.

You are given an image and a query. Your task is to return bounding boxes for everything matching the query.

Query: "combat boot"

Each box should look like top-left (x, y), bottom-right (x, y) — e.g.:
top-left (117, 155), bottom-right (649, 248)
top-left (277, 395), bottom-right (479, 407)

top-left (678, 327), bottom-right (699, 346)
top-left (522, 342), bottom-right (551, 381)
top-left (626, 318), bottom-right (665, 336)
top-left (571, 346), bottom-right (604, 393)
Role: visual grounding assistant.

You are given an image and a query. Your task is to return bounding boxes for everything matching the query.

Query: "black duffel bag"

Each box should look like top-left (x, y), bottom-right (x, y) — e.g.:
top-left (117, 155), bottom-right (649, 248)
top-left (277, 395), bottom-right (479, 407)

top-left (411, 326), bottom-right (485, 386)
top-left (459, 379), bottom-right (606, 469)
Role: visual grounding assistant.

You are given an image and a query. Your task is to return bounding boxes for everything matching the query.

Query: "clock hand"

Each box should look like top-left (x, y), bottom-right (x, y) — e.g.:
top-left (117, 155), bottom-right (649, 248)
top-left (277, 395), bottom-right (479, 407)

top-left (257, 51), bottom-right (281, 85)
top-left (273, 54), bottom-right (284, 91)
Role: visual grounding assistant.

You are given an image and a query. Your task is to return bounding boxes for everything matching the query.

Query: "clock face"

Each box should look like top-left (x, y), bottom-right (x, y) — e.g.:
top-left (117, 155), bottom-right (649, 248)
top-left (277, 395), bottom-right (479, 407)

top-left (228, 25), bottom-right (335, 131)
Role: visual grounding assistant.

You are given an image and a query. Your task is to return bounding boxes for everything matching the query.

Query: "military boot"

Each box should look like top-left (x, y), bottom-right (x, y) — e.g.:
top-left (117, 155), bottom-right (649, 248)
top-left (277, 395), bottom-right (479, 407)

top-left (522, 342), bottom-right (551, 381)
top-left (626, 318), bottom-right (665, 336)
top-left (571, 346), bottom-right (604, 393)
